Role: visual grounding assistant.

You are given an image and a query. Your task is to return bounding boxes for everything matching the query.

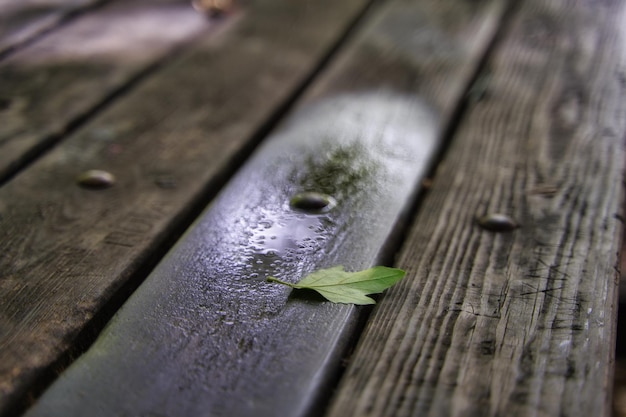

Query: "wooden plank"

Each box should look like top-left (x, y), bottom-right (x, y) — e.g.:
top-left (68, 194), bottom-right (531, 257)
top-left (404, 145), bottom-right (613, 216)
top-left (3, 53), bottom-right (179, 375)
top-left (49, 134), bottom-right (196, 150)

top-left (0, 0), bottom-right (209, 183)
top-left (0, 0), bottom-right (103, 55)
top-left (0, 0), bottom-right (373, 414)
top-left (25, 92), bottom-right (440, 417)
top-left (21, 0), bottom-right (508, 416)
top-left (325, 0), bottom-right (626, 416)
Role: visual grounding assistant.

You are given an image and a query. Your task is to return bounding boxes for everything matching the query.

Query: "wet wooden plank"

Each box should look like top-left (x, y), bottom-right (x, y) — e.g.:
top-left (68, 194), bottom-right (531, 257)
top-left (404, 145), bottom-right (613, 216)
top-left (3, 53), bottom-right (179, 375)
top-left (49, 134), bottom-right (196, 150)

top-left (326, 0), bottom-right (626, 416)
top-left (25, 92), bottom-right (440, 417)
top-left (22, 0), bottom-right (508, 416)
top-left (0, 0), bottom-right (209, 183)
top-left (0, 0), bottom-right (373, 413)
top-left (0, 0), bottom-right (104, 55)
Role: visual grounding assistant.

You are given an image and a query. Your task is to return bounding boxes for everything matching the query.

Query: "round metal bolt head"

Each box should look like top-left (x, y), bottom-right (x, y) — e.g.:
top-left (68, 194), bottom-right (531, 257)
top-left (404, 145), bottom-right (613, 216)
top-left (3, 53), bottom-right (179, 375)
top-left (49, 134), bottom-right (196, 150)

top-left (77, 170), bottom-right (116, 189)
top-left (290, 192), bottom-right (336, 214)
top-left (477, 213), bottom-right (518, 232)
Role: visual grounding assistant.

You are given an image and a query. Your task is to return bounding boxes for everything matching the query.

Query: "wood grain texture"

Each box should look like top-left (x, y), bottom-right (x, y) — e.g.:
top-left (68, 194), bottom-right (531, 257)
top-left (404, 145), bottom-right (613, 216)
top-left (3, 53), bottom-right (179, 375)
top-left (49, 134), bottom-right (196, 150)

top-left (0, 0), bottom-right (210, 183)
top-left (15, 0), bottom-right (508, 415)
top-left (326, 0), bottom-right (626, 416)
top-left (0, 0), bottom-right (103, 55)
top-left (0, 0), bottom-right (371, 413)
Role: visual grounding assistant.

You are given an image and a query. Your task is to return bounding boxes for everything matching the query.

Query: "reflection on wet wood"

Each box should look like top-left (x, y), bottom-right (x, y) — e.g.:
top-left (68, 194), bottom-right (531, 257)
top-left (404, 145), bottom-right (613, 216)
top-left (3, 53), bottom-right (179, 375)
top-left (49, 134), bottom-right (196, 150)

top-left (0, 0), bottom-right (102, 55)
top-left (326, 0), bottom-right (626, 415)
top-left (0, 0), bottom-right (372, 413)
top-left (25, 92), bottom-right (440, 417)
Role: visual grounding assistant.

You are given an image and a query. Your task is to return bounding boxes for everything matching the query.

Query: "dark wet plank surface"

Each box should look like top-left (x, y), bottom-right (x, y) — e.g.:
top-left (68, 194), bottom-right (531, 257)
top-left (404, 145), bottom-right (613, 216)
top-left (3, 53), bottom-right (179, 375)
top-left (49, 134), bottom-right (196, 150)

top-left (326, 0), bottom-right (626, 416)
top-left (0, 0), bottom-right (624, 416)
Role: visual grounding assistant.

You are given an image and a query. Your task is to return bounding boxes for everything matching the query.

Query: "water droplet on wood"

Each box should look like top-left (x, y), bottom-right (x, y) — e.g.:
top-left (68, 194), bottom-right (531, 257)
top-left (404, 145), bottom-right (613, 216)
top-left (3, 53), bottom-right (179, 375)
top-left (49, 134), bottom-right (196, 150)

top-left (289, 192), bottom-right (336, 213)
top-left (77, 170), bottom-right (115, 189)
top-left (477, 213), bottom-right (518, 232)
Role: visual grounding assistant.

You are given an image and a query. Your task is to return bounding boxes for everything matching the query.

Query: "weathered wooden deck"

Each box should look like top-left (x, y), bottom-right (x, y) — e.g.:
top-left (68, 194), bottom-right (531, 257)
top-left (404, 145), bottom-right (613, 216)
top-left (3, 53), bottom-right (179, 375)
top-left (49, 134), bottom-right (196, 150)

top-left (1, 0), bottom-right (625, 416)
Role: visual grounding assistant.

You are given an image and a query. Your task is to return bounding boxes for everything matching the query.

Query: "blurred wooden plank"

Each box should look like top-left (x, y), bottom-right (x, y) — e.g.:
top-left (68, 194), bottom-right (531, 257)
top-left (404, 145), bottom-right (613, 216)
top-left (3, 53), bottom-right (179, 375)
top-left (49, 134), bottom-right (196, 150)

top-left (0, 0), bottom-right (373, 414)
top-left (0, 0), bottom-right (105, 55)
top-left (326, 0), bottom-right (626, 416)
top-left (21, 0), bottom-right (508, 416)
top-left (0, 0), bottom-right (211, 183)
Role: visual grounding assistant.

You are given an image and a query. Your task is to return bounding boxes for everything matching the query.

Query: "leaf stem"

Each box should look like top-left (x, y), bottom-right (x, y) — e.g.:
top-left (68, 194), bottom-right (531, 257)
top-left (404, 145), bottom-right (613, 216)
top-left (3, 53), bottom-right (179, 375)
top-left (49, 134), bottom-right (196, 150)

top-left (266, 276), bottom-right (296, 288)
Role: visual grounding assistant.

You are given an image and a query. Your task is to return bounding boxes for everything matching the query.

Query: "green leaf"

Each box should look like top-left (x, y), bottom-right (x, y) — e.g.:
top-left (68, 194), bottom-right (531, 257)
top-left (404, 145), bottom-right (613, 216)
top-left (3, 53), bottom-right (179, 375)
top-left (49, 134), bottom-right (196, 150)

top-left (267, 265), bottom-right (405, 305)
